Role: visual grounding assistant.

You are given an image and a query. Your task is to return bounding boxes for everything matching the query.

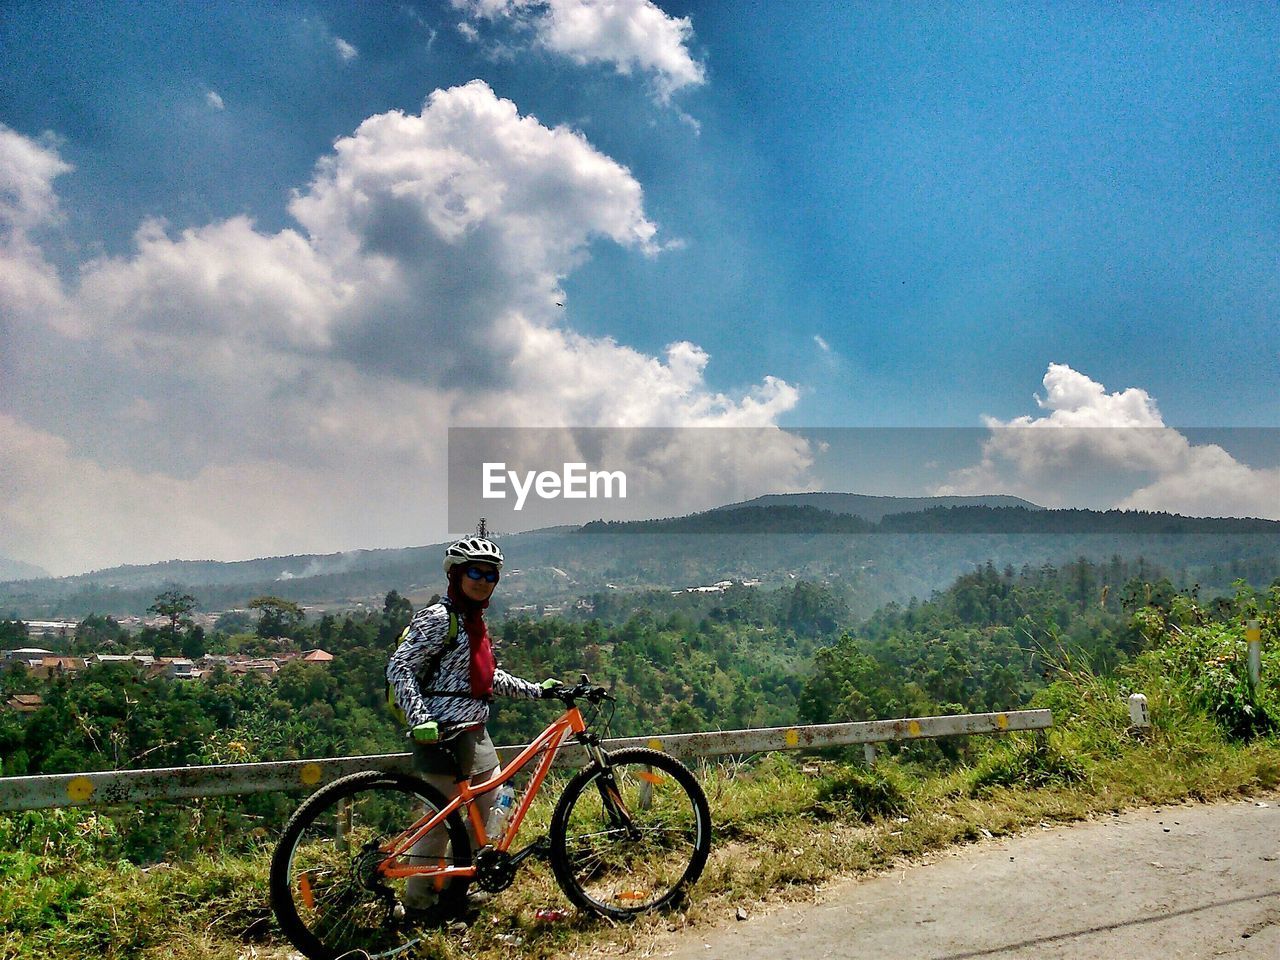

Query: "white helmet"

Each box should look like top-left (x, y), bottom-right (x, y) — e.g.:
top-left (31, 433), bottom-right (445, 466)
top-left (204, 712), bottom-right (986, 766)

top-left (443, 536), bottom-right (504, 573)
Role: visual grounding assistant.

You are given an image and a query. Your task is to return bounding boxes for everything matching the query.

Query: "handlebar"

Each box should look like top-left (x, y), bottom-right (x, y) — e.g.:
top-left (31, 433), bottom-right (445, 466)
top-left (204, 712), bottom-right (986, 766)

top-left (551, 673), bottom-right (615, 705)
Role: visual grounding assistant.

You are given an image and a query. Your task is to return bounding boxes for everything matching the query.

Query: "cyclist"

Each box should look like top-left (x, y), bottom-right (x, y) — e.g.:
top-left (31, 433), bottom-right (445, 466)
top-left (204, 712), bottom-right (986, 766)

top-left (386, 535), bottom-right (558, 914)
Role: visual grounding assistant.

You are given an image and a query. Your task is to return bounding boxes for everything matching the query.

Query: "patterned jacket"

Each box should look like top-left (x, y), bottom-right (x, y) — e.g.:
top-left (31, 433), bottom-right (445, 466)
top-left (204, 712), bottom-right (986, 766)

top-left (386, 600), bottom-right (542, 732)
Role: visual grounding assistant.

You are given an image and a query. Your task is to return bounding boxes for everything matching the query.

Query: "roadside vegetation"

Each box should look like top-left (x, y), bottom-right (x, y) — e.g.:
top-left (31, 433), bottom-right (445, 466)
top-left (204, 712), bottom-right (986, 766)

top-left (1, 572), bottom-right (1276, 959)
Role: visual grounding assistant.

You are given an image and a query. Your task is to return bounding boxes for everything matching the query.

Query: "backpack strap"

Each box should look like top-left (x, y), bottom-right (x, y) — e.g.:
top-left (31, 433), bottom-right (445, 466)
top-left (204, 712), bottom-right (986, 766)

top-left (387, 606), bottom-right (463, 721)
top-left (416, 609), bottom-right (461, 692)
top-left (419, 608), bottom-right (493, 702)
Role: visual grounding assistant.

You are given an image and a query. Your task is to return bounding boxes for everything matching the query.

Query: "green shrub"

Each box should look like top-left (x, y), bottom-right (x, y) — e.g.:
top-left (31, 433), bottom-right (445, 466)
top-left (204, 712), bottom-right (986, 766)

top-left (815, 764), bottom-right (909, 820)
top-left (969, 738), bottom-right (1088, 795)
top-left (1134, 603), bottom-right (1278, 741)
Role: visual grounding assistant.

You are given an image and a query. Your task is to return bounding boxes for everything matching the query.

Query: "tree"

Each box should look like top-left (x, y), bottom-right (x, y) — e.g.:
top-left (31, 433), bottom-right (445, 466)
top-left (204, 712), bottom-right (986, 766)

top-left (0, 619), bottom-right (29, 646)
top-left (213, 610), bottom-right (254, 635)
top-left (149, 589), bottom-right (197, 636)
top-left (74, 613), bottom-right (128, 653)
top-left (148, 588), bottom-right (197, 656)
top-left (181, 625), bottom-right (207, 660)
top-left (249, 596), bottom-right (305, 640)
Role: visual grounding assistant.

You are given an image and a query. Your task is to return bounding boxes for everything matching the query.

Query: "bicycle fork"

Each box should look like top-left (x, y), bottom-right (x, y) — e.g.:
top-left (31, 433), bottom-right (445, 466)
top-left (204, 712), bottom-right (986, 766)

top-left (582, 736), bottom-right (640, 836)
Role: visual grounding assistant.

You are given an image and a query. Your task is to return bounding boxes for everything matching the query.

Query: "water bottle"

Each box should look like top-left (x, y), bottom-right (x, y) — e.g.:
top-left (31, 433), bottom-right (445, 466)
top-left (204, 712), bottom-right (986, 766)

top-left (486, 782), bottom-right (515, 840)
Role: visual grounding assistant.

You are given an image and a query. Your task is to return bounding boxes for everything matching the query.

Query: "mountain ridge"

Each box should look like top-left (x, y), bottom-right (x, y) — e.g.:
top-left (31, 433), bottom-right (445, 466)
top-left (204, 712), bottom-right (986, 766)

top-left (712, 492), bottom-right (1044, 521)
top-left (0, 557), bottom-right (51, 582)
top-left (3, 497), bottom-right (1277, 620)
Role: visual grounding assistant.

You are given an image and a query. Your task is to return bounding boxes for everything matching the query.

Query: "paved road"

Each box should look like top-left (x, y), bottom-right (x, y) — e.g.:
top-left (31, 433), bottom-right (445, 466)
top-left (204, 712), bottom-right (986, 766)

top-left (661, 796), bottom-right (1280, 960)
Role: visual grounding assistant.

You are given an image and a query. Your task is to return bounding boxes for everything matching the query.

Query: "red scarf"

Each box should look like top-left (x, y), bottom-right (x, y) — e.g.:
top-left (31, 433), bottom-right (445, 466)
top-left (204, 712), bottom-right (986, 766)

top-left (447, 579), bottom-right (496, 698)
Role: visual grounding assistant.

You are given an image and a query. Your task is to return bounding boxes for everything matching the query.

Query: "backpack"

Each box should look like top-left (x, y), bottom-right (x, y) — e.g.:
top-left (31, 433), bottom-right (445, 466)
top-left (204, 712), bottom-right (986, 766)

top-left (386, 605), bottom-right (461, 726)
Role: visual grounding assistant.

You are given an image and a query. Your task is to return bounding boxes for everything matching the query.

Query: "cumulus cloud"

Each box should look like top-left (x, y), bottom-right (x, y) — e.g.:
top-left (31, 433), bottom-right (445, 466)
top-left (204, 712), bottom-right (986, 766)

top-left (334, 37), bottom-right (358, 61)
top-left (0, 124), bottom-right (75, 335)
top-left (0, 85), bottom-right (803, 573)
top-left (0, 125), bottom-right (72, 234)
top-left (206, 90), bottom-right (225, 110)
top-left (936, 364), bottom-right (1280, 519)
top-left (287, 79), bottom-right (661, 383)
top-left (77, 216), bottom-right (353, 350)
top-left (455, 0), bottom-right (706, 104)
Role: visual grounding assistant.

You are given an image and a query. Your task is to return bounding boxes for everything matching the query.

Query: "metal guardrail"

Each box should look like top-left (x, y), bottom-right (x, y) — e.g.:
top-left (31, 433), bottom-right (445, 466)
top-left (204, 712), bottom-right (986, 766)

top-left (0, 709), bottom-right (1051, 812)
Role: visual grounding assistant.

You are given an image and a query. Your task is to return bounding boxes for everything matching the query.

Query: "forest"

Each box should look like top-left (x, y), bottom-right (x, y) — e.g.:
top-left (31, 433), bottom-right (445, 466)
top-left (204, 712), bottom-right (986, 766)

top-left (1, 554), bottom-right (1275, 864)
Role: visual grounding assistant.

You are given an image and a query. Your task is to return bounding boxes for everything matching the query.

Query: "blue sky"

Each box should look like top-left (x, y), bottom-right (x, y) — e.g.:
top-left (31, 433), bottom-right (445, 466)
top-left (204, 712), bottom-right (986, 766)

top-left (1, 1), bottom-right (1277, 572)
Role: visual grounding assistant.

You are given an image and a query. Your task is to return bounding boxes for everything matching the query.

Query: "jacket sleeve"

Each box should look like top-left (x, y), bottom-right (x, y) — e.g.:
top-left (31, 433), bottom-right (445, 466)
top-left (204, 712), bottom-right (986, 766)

top-left (492, 667), bottom-right (544, 700)
top-left (386, 606), bottom-right (450, 729)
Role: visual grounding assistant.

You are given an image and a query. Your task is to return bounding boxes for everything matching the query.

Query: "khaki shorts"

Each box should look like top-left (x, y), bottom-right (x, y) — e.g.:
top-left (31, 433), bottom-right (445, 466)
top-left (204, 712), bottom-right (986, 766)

top-left (411, 725), bottom-right (499, 779)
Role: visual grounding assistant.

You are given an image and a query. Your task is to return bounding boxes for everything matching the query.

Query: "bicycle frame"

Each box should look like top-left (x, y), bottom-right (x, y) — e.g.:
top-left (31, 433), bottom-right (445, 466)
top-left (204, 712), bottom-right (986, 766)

top-left (376, 704), bottom-right (590, 882)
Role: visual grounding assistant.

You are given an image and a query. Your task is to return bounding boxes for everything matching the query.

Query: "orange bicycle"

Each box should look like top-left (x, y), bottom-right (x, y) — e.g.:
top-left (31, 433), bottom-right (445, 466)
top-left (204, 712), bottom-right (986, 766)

top-left (269, 676), bottom-right (712, 960)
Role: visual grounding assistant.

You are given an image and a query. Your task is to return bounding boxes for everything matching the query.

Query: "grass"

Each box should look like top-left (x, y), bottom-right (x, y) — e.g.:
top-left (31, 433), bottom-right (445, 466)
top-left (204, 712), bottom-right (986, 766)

top-left (3, 599), bottom-right (1278, 959)
top-left (3, 730), bottom-right (1276, 960)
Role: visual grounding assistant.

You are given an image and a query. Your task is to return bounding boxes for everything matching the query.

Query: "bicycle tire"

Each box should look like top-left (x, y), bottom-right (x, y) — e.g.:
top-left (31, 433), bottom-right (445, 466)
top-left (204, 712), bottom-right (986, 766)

top-left (270, 770), bottom-right (472, 960)
top-left (548, 747), bottom-right (711, 919)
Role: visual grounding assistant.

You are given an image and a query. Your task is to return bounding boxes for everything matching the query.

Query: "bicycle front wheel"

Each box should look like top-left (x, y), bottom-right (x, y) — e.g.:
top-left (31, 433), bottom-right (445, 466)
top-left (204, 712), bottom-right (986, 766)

top-left (269, 770), bottom-right (472, 960)
top-left (549, 747), bottom-right (711, 919)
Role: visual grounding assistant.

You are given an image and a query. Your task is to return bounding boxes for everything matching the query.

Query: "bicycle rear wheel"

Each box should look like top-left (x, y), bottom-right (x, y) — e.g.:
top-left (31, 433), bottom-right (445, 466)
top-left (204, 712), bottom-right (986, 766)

top-left (549, 748), bottom-right (711, 919)
top-left (270, 770), bottom-right (471, 960)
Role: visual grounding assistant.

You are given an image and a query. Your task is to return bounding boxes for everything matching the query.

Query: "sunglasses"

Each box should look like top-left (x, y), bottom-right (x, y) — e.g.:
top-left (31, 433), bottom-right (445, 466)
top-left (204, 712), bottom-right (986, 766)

top-left (464, 566), bottom-right (499, 583)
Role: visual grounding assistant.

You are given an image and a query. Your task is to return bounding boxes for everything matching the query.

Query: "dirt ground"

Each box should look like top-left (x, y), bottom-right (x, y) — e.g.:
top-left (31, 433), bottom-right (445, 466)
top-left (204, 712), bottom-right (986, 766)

top-left (656, 794), bottom-right (1280, 960)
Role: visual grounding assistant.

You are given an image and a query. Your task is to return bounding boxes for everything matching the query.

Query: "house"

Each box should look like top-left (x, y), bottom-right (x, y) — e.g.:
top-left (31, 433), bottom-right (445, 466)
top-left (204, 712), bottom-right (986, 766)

top-left (22, 620), bottom-right (78, 637)
top-left (5, 693), bottom-right (42, 713)
top-left (301, 649), bottom-right (333, 663)
top-left (165, 659), bottom-right (198, 680)
top-left (146, 658), bottom-right (198, 680)
top-left (2, 647), bottom-right (55, 665)
top-left (229, 659), bottom-right (279, 677)
top-left (34, 656), bottom-right (85, 679)
top-left (89, 654), bottom-right (152, 669)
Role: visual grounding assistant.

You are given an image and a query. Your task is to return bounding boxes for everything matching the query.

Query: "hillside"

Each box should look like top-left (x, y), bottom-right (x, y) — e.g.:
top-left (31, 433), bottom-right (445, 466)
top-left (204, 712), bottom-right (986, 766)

top-left (1, 570), bottom-right (1276, 960)
top-left (713, 491), bottom-right (1045, 521)
top-left (2, 501), bottom-right (1278, 620)
top-left (0, 558), bottom-right (49, 582)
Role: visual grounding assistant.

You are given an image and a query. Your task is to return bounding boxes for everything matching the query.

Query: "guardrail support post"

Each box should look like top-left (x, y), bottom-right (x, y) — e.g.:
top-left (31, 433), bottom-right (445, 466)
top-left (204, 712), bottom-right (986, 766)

top-left (1246, 620), bottom-right (1262, 691)
top-left (336, 797), bottom-right (351, 851)
top-left (863, 743), bottom-right (877, 766)
top-left (638, 765), bottom-right (654, 810)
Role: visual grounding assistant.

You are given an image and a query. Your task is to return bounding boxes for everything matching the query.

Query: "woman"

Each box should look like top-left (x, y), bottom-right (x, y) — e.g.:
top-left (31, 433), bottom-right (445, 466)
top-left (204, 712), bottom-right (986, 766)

top-left (386, 535), bottom-right (557, 913)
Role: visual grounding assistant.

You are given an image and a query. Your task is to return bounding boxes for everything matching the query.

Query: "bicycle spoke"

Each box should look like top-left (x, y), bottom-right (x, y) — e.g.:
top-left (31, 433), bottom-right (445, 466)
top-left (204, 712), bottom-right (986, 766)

top-left (273, 774), bottom-right (471, 959)
top-left (552, 750), bottom-right (711, 917)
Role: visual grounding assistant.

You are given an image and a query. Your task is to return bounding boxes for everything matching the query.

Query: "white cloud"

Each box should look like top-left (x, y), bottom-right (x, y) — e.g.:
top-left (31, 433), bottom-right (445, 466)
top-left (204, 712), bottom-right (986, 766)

top-left (0, 125), bottom-right (72, 233)
top-left (0, 412), bottom-right (440, 575)
top-left (0, 124), bottom-right (75, 334)
top-left (206, 90), bottom-right (225, 110)
top-left (813, 334), bottom-right (830, 353)
top-left (455, 0), bottom-right (706, 104)
top-left (77, 216), bottom-right (353, 350)
top-left (0, 85), bottom-right (804, 573)
top-left (334, 37), bottom-right (358, 61)
top-left (936, 364), bottom-right (1280, 519)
